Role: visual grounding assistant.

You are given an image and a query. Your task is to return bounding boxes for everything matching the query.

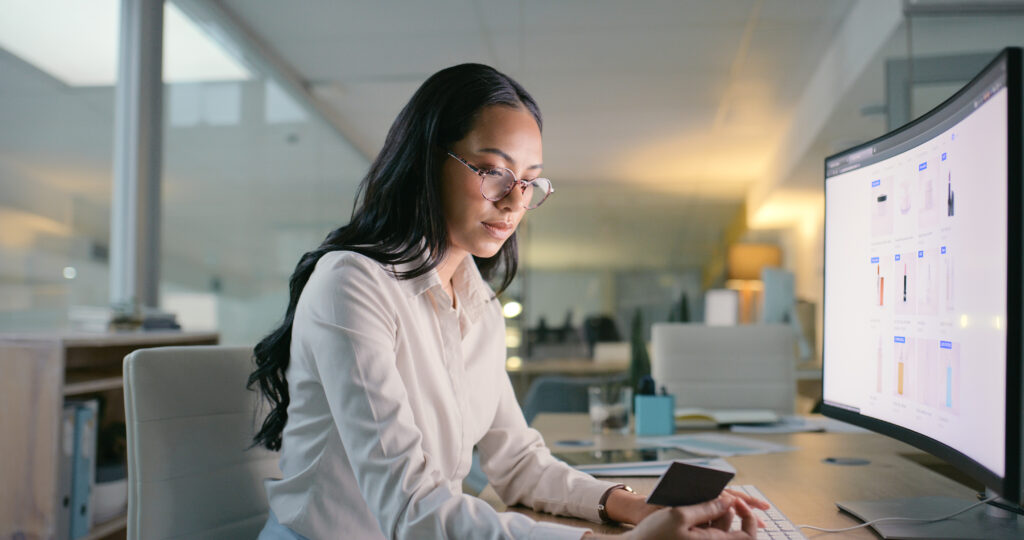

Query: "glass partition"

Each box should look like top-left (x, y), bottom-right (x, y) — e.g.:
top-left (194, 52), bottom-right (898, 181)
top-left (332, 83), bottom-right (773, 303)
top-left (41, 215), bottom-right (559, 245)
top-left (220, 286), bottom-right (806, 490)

top-left (159, 1), bottom-right (368, 345)
top-left (0, 1), bottom-right (119, 330)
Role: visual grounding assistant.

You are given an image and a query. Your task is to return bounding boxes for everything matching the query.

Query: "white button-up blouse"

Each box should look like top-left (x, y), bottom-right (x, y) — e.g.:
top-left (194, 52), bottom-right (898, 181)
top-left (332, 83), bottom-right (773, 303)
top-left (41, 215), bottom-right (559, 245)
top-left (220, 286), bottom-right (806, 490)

top-left (264, 250), bottom-right (616, 539)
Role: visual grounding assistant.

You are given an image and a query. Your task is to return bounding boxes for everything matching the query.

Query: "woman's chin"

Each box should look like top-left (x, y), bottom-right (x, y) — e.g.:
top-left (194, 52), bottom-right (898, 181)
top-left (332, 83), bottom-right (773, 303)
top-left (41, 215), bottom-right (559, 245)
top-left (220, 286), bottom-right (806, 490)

top-left (471, 240), bottom-right (506, 259)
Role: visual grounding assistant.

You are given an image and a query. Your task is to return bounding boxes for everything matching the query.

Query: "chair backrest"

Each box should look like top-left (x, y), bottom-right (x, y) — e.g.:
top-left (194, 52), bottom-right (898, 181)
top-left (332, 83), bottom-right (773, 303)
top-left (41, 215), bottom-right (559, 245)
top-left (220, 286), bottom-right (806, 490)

top-left (651, 323), bottom-right (796, 414)
top-left (123, 346), bottom-right (280, 540)
top-left (520, 374), bottom-right (628, 425)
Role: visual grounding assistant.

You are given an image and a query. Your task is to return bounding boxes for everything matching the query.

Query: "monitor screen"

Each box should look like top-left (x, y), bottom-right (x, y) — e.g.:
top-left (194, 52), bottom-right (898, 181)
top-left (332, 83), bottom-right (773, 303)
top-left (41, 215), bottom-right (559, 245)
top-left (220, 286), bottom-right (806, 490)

top-left (823, 49), bottom-right (1020, 498)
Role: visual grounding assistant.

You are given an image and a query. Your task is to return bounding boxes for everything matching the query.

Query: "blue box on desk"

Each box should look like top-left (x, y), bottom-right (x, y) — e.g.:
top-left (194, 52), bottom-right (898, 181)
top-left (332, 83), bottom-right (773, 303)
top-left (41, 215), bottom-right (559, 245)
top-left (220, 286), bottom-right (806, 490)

top-left (634, 394), bottom-right (675, 436)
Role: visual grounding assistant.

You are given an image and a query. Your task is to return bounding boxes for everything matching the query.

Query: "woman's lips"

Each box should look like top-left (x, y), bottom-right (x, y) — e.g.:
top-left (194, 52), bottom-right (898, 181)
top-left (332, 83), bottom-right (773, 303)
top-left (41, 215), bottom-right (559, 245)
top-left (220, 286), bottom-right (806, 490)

top-left (482, 221), bottom-right (515, 239)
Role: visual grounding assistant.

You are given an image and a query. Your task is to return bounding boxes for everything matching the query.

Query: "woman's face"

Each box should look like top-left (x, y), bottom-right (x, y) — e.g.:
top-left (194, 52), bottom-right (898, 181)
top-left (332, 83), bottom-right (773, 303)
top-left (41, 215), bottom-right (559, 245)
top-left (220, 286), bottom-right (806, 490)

top-left (441, 105), bottom-right (543, 261)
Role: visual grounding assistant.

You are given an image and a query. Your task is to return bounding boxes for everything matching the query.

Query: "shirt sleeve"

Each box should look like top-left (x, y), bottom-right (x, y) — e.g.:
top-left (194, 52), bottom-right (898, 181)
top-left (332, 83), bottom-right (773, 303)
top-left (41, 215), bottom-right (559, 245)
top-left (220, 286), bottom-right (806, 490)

top-left (475, 356), bottom-right (618, 523)
top-left (299, 254), bottom-right (592, 540)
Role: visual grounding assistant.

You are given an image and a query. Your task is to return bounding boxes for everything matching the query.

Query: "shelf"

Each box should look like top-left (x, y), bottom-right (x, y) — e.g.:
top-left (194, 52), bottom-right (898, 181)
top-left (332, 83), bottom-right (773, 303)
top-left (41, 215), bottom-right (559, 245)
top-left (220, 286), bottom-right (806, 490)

top-left (64, 368), bottom-right (124, 396)
top-left (0, 330), bottom-right (219, 349)
top-left (1, 331), bottom-right (218, 537)
top-left (83, 513), bottom-right (127, 540)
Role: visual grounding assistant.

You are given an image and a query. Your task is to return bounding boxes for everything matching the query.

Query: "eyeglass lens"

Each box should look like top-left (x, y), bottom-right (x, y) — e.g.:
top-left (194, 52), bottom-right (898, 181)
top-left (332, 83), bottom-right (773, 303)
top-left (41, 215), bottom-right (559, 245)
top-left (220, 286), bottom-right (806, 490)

top-left (480, 169), bottom-right (552, 209)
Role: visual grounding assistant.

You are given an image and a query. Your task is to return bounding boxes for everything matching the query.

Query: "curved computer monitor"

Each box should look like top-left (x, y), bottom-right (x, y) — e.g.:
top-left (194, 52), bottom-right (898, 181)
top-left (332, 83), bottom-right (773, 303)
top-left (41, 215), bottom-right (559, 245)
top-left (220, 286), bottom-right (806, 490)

top-left (822, 46), bottom-right (1022, 523)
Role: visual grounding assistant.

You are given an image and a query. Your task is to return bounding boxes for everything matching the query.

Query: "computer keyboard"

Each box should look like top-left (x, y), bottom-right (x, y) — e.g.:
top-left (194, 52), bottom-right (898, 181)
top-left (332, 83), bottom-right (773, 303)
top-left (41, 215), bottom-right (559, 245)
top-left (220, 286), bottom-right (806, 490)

top-left (728, 484), bottom-right (807, 540)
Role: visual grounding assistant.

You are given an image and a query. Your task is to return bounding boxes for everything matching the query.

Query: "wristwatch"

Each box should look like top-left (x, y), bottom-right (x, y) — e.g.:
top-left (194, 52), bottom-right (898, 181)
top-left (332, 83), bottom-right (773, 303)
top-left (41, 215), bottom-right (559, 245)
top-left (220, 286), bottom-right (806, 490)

top-left (597, 484), bottom-right (636, 523)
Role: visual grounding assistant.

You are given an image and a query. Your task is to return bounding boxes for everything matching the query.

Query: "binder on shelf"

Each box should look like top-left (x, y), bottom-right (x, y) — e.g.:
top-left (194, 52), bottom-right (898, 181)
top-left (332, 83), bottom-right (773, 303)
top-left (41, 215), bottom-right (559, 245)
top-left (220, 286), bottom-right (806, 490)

top-left (55, 404), bottom-right (76, 540)
top-left (68, 399), bottom-right (98, 540)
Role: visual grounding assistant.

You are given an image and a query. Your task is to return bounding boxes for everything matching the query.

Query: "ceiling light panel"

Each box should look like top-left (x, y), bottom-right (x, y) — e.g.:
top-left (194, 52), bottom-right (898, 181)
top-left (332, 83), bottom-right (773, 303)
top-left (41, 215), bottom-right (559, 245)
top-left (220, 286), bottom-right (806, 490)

top-left (0, 0), bottom-right (251, 86)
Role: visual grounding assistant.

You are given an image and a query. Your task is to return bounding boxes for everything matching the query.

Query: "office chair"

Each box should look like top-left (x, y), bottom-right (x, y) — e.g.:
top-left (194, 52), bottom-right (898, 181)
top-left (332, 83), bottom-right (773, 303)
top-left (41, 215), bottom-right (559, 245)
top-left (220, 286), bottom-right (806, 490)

top-left (651, 323), bottom-right (796, 414)
top-left (582, 315), bottom-right (621, 356)
top-left (123, 346), bottom-right (280, 540)
top-left (520, 374), bottom-right (628, 425)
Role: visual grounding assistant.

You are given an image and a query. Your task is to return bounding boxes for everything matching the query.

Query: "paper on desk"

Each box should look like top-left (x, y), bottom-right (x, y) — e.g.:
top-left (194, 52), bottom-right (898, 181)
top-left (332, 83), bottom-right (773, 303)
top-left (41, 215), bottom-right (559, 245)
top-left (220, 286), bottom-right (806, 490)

top-left (576, 457), bottom-right (735, 477)
top-left (636, 433), bottom-right (795, 457)
top-left (729, 415), bottom-right (871, 434)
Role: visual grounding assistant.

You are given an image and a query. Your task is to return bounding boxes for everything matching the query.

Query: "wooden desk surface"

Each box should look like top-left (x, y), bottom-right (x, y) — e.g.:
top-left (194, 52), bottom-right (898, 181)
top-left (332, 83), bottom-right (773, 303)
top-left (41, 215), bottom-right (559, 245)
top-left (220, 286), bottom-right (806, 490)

top-left (482, 413), bottom-right (978, 538)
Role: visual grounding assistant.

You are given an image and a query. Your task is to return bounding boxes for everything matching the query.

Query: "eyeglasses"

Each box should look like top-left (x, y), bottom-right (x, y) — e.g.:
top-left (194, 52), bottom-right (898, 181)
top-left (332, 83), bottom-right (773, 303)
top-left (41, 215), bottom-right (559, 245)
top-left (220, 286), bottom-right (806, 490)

top-left (447, 152), bottom-right (554, 209)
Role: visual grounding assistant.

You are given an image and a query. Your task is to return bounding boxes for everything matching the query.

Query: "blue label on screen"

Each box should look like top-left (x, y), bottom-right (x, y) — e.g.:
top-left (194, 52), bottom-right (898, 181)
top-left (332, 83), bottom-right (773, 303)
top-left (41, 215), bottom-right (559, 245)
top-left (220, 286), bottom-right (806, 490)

top-left (941, 246), bottom-right (947, 254)
top-left (871, 257), bottom-right (880, 263)
top-left (942, 152), bottom-right (947, 161)
top-left (872, 179), bottom-right (881, 187)
top-left (895, 254), bottom-right (901, 261)
top-left (919, 162), bottom-right (928, 171)
top-left (895, 336), bottom-right (906, 343)
top-left (918, 250), bottom-right (924, 258)
top-left (940, 341), bottom-right (953, 349)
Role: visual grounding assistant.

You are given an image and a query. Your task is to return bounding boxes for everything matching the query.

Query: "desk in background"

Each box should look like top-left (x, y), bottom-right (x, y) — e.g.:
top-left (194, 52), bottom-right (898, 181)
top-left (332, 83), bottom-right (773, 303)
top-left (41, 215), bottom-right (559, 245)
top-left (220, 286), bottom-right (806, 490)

top-left (505, 357), bottom-right (629, 401)
top-left (480, 413), bottom-right (979, 538)
top-left (505, 359), bottom-right (825, 413)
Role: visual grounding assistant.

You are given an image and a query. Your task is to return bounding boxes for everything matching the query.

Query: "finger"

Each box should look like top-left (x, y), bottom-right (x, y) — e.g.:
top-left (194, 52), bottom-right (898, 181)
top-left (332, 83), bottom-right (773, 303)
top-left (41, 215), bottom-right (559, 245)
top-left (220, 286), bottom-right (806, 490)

top-left (716, 493), bottom-right (762, 528)
top-left (734, 498), bottom-right (759, 537)
top-left (724, 488), bottom-right (771, 510)
top-left (678, 496), bottom-right (732, 526)
top-left (710, 506), bottom-right (735, 531)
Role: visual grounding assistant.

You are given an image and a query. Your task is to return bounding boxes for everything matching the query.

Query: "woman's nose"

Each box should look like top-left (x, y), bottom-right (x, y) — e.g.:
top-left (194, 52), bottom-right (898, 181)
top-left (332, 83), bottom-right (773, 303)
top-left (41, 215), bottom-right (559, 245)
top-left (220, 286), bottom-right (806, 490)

top-left (498, 180), bottom-right (526, 209)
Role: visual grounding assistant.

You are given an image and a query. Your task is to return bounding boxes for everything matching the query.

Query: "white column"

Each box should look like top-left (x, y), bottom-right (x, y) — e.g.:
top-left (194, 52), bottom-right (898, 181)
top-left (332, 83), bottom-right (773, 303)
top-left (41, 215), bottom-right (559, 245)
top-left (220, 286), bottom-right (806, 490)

top-left (110, 0), bottom-right (163, 311)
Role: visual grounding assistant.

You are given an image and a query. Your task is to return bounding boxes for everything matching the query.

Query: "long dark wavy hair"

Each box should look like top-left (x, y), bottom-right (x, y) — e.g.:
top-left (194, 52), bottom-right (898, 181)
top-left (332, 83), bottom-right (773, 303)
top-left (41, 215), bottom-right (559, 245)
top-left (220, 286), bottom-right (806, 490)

top-left (248, 64), bottom-right (542, 451)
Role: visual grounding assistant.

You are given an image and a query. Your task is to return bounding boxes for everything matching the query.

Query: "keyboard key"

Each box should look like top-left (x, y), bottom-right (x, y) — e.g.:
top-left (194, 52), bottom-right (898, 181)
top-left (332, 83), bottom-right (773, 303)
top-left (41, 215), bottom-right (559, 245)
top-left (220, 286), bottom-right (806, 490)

top-left (728, 485), bottom-right (807, 540)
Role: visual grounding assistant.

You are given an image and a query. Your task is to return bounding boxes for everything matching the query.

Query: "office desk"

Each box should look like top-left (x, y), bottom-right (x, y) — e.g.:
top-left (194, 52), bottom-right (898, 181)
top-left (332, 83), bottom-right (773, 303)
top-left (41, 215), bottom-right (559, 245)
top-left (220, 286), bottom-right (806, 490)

top-left (506, 360), bottom-right (826, 413)
top-left (481, 413), bottom-right (978, 537)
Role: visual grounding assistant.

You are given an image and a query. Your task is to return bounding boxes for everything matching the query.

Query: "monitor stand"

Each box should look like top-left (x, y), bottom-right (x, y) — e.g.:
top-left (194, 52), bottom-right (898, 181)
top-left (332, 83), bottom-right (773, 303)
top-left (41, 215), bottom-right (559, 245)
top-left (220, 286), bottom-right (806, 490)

top-left (837, 493), bottom-right (1023, 540)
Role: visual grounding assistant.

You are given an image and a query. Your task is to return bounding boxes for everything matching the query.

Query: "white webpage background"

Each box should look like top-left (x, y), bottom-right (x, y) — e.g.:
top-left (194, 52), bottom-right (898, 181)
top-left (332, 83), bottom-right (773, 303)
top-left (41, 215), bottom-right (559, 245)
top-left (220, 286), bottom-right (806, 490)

top-left (824, 89), bottom-right (1008, 476)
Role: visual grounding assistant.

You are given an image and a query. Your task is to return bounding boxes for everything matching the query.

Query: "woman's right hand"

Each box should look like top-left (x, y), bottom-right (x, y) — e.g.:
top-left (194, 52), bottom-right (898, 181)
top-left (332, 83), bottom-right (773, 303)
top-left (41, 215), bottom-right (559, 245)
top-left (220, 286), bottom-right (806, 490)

top-left (621, 493), bottom-right (759, 540)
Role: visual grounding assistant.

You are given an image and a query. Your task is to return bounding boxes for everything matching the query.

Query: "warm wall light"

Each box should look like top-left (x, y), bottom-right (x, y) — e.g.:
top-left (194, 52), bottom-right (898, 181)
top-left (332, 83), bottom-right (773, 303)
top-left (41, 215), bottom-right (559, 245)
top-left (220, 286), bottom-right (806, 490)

top-left (505, 356), bottom-right (523, 370)
top-left (725, 244), bottom-right (781, 324)
top-left (727, 243), bottom-right (781, 280)
top-left (724, 279), bottom-right (764, 291)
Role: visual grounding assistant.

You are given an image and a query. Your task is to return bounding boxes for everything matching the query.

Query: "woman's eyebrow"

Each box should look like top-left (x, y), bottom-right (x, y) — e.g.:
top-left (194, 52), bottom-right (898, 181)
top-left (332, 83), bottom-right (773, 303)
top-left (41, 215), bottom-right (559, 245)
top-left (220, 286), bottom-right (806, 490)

top-left (478, 147), bottom-right (543, 170)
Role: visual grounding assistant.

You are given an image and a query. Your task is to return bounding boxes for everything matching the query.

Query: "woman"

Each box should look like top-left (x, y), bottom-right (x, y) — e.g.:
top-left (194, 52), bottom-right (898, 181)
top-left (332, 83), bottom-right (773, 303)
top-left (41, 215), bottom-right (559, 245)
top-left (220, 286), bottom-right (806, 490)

top-left (250, 63), bottom-right (765, 539)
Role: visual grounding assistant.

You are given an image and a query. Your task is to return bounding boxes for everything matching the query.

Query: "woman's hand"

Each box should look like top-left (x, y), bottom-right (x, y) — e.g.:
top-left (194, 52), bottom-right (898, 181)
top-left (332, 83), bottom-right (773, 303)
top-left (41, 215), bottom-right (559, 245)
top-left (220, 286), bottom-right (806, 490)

top-left (722, 488), bottom-right (770, 514)
top-left (621, 494), bottom-right (759, 539)
top-left (603, 487), bottom-right (769, 528)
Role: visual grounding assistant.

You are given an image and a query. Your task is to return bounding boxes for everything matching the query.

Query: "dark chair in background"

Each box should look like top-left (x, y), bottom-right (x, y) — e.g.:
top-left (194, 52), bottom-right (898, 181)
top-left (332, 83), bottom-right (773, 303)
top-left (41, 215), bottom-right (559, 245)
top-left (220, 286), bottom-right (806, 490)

top-left (582, 315), bottom-right (621, 357)
top-left (519, 373), bottom-right (628, 425)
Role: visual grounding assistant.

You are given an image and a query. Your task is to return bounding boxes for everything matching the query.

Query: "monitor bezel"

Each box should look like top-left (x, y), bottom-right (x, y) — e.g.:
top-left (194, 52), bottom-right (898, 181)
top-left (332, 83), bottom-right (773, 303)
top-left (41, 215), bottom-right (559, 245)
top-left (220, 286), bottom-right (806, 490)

top-left (821, 47), bottom-right (1022, 501)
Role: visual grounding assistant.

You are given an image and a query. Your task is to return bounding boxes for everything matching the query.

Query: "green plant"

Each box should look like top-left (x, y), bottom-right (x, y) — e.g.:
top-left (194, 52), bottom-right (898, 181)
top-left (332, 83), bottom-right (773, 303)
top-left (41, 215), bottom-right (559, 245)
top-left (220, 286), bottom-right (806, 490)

top-left (667, 291), bottom-right (691, 323)
top-left (629, 308), bottom-right (651, 393)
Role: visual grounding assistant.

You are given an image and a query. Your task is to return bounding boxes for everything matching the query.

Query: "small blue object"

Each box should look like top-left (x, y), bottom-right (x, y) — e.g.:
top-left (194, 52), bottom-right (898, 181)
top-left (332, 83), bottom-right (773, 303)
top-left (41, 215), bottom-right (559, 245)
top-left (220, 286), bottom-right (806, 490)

top-left (635, 394), bottom-right (675, 436)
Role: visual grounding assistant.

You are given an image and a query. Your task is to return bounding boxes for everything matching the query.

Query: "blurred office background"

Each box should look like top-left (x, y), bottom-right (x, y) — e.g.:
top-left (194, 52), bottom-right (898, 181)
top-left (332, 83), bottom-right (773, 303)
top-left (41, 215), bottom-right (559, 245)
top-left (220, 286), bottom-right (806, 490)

top-left (3, 0), bottom-right (1024, 359)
